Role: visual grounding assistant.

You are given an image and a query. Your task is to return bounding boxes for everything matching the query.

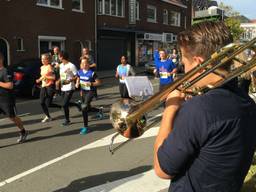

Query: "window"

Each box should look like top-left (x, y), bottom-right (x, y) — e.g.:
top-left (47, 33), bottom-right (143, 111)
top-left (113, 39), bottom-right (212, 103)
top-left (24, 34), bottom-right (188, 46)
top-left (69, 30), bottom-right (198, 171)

top-left (38, 36), bottom-right (66, 57)
top-left (85, 40), bottom-right (92, 50)
top-left (98, 0), bottom-right (103, 14)
top-left (147, 5), bottom-right (157, 23)
top-left (163, 9), bottom-right (168, 25)
top-left (37, 0), bottom-right (63, 9)
top-left (170, 11), bottom-right (180, 26)
top-left (16, 38), bottom-right (25, 51)
top-left (97, 0), bottom-right (124, 17)
top-left (136, 1), bottom-right (139, 20)
top-left (111, 0), bottom-right (117, 15)
top-left (72, 0), bottom-right (83, 12)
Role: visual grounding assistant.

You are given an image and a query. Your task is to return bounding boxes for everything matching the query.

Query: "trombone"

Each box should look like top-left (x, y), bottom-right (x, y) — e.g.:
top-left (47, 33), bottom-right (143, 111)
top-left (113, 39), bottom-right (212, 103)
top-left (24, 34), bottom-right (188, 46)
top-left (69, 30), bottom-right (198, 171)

top-left (109, 38), bottom-right (256, 154)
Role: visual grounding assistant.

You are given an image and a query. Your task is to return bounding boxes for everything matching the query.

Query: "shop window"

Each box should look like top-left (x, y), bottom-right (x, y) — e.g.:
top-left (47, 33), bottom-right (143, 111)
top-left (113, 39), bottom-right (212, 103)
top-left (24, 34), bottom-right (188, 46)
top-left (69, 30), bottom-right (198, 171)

top-left (170, 11), bottom-right (180, 26)
top-left (163, 9), bottom-right (168, 25)
top-left (72, 0), bottom-right (83, 12)
top-left (147, 5), bottom-right (157, 23)
top-left (37, 0), bottom-right (63, 9)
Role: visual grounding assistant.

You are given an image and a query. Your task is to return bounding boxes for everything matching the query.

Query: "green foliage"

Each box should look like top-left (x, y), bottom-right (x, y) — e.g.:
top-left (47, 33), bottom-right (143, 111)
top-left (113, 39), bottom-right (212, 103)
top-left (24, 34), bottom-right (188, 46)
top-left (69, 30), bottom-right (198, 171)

top-left (224, 17), bottom-right (244, 41)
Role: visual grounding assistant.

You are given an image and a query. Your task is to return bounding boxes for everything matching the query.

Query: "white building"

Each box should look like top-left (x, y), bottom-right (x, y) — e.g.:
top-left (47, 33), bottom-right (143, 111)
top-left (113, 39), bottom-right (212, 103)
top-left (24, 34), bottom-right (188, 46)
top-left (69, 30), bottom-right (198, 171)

top-left (240, 23), bottom-right (256, 41)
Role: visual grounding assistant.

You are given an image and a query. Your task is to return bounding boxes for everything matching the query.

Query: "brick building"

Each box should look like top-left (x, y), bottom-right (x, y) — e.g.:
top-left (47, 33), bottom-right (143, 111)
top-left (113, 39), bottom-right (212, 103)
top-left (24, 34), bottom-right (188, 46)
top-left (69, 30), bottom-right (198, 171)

top-left (97, 0), bottom-right (192, 70)
top-left (0, 0), bottom-right (192, 70)
top-left (0, 0), bottom-right (95, 67)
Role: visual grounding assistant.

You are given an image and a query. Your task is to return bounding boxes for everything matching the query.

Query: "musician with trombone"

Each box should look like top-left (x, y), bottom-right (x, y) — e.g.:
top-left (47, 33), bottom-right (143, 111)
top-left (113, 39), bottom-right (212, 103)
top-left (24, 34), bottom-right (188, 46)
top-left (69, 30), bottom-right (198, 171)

top-left (154, 21), bottom-right (256, 192)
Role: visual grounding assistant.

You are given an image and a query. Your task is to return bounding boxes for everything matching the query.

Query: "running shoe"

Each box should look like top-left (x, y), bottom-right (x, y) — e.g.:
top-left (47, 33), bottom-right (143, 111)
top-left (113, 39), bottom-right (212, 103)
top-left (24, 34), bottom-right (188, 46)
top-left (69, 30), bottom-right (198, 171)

top-left (62, 120), bottom-right (71, 126)
top-left (96, 107), bottom-right (104, 120)
top-left (17, 130), bottom-right (28, 143)
top-left (75, 100), bottom-right (82, 111)
top-left (41, 116), bottom-right (52, 123)
top-left (80, 127), bottom-right (92, 135)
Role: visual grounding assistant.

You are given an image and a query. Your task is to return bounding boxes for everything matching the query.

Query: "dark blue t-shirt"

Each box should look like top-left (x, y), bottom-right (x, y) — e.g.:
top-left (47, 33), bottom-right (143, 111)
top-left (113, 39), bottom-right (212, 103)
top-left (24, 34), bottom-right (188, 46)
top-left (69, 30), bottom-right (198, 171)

top-left (77, 69), bottom-right (97, 91)
top-left (154, 50), bottom-right (176, 85)
top-left (158, 81), bottom-right (256, 192)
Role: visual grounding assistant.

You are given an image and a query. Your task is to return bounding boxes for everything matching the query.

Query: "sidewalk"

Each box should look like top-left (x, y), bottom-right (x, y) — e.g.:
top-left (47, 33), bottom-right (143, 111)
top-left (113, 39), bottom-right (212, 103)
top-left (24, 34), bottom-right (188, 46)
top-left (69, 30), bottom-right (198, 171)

top-left (96, 66), bottom-right (145, 79)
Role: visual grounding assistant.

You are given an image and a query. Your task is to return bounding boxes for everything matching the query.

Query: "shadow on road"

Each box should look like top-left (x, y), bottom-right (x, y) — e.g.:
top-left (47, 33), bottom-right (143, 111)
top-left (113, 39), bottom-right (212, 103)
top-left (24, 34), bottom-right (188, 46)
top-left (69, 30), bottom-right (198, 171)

top-left (23, 123), bottom-right (112, 143)
top-left (53, 165), bottom-right (152, 192)
top-left (0, 126), bottom-right (52, 148)
top-left (0, 118), bottom-right (42, 129)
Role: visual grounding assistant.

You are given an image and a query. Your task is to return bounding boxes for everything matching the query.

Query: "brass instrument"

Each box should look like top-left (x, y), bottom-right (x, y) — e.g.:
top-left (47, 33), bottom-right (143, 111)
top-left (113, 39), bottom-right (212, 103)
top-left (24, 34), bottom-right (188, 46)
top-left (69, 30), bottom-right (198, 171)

top-left (109, 38), bottom-right (256, 154)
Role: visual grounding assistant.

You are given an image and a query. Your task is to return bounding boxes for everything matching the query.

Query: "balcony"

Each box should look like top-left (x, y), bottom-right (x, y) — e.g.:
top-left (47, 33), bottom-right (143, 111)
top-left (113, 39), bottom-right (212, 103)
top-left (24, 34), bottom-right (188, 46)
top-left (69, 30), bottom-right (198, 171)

top-left (195, 7), bottom-right (224, 18)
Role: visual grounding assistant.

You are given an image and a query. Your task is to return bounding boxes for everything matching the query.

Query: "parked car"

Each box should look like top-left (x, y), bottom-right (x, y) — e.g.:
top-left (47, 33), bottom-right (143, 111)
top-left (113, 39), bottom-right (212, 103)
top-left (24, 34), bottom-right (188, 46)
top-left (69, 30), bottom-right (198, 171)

top-left (144, 60), bottom-right (156, 75)
top-left (9, 58), bottom-right (41, 98)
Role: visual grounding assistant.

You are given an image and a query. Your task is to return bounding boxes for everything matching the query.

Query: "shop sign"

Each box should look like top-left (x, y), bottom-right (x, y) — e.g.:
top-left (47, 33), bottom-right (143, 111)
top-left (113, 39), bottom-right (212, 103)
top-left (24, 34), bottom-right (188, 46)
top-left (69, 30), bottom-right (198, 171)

top-left (129, 0), bottom-right (136, 24)
top-left (162, 33), bottom-right (173, 43)
top-left (144, 33), bottom-right (163, 41)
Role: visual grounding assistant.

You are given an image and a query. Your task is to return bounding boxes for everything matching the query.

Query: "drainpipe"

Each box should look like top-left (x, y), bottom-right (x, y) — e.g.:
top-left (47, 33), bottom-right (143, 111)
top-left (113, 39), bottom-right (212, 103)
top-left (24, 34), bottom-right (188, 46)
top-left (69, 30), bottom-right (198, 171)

top-left (94, 0), bottom-right (98, 69)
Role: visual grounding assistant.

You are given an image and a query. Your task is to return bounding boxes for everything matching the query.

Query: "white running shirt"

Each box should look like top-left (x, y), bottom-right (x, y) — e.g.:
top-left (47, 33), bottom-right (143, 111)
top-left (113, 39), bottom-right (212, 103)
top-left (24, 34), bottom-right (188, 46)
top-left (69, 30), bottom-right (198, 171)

top-left (59, 62), bottom-right (77, 91)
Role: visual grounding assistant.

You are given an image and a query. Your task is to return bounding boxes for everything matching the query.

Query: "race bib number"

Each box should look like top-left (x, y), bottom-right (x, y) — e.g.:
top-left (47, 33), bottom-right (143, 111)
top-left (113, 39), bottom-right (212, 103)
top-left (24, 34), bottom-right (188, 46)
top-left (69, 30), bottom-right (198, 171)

top-left (160, 72), bottom-right (168, 79)
top-left (60, 73), bottom-right (67, 80)
top-left (80, 81), bottom-right (90, 90)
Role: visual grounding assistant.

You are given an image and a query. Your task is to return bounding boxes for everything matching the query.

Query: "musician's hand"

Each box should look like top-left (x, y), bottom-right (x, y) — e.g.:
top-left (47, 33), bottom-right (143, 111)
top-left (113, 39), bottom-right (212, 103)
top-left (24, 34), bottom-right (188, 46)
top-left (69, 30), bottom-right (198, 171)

top-left (165, 90), bottom-right (185, 110)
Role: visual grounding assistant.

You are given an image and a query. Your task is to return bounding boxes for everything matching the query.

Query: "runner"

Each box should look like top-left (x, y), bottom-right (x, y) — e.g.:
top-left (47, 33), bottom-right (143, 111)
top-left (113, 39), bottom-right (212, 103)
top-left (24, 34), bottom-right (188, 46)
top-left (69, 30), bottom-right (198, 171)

top-left (115, 56), bottom-right (135, 98)
top-left (59, 51), bottom-right (78, 126)
top-left (36, 53), bottom-right (61, 123)
top-left (0, 52), bottom-right (28, 143)
top-left (76, 57), bottom-right (103, 134)
top-left (153, 49), bottom-right (177, 91)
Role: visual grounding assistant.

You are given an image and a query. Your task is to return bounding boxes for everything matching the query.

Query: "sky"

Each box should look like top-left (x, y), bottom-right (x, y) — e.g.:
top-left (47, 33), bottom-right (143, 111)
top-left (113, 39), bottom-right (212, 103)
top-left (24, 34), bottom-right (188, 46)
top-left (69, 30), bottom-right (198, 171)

top-left (216, 0), bottom-right (256, 19)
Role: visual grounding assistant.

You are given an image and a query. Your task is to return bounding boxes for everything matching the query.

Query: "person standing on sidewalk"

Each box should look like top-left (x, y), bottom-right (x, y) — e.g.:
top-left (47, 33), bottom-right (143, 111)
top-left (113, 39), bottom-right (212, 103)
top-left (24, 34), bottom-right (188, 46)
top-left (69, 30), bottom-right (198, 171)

top-left (51, 46), bottom-right (61, 94)
top-left (115, 56), bottom-right (135, 98)
top-left (36, 53), bottom-right (61, 123)
top-left (75, 57), bottom-right (103, 134)
top-left (0, 52), bottom-right (27, 143)
top-left (154, 49), bottom-right (177, 91)
top-left (59, 51), bottom-right (78, 126)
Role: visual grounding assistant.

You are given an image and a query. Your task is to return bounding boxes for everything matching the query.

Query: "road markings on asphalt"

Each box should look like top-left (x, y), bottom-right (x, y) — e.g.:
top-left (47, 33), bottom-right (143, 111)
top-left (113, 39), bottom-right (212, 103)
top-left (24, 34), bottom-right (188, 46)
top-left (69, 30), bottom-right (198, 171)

top-left (81, 169), bottom-right (169, 192)
top-left (0, 113), bottom-right (31, 122)
top-left (0, 114), bottom-right (162, 187)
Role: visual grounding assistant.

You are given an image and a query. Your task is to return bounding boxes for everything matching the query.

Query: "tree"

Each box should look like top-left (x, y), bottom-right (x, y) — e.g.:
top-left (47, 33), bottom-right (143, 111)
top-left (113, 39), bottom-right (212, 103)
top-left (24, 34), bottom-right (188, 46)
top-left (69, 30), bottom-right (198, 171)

top-left (218, 2), bottom-right (244, 41)
top-left (218, 2), bottom-right (239, 17)
top-left (224, 17), bottom-right (244, 41)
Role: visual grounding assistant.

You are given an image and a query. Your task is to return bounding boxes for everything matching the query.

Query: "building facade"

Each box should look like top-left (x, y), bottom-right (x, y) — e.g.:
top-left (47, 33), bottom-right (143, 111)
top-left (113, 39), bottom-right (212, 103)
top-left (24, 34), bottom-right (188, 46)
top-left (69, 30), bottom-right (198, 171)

top-left (97, 0), bottom-right (192, 70)
top-left (0, 0), bottom-right (192, 71)
top-left (0, 0), bottom-right (95, 67)
top-left (241, 22), bottom-right (256, 42)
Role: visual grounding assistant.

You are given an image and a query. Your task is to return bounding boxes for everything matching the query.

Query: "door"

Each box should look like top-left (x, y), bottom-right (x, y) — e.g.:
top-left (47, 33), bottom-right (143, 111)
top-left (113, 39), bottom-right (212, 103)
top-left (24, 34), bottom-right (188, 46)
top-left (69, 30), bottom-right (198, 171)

top-left (72, 41), bottom-right (83, 68)
top-left (98, 38), bottom-right (126, 71)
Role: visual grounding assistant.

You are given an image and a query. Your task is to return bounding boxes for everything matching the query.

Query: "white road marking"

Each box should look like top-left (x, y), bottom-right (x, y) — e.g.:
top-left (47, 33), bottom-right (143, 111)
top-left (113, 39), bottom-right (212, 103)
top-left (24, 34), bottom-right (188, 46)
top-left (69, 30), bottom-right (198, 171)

top-left (0, 114), bottom-right (162, 187)
top-left (0, 113), bottom-right (31, 122)
top-left (81, 170), bottom-right (169, 192)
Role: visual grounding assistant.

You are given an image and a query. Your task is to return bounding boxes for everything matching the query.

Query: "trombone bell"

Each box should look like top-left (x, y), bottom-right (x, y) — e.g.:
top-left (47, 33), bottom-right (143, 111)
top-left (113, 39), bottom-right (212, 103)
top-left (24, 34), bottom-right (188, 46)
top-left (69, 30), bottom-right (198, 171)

top-left (110, 99), bottom-right (146, 138)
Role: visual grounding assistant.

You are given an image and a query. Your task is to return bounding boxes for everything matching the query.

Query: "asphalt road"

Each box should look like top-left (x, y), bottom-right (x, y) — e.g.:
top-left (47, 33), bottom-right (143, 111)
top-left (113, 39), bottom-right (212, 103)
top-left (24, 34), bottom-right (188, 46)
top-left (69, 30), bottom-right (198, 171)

top-left (0, 76), bottom-right (167, 192)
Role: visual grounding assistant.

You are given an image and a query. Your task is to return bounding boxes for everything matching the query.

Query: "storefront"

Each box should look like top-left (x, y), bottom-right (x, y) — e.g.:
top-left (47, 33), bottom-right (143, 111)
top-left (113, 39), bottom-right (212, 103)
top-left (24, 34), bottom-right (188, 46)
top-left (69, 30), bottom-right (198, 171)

top-left (136, 32), bottom-right (177, 66)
